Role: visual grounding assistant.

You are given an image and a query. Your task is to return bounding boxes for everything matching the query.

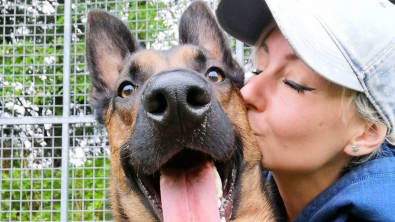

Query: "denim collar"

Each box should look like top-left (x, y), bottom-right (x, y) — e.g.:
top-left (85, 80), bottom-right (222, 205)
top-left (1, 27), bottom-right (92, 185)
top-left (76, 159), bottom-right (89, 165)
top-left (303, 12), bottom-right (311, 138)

top-left (264, 143), bottom-right (395, 222)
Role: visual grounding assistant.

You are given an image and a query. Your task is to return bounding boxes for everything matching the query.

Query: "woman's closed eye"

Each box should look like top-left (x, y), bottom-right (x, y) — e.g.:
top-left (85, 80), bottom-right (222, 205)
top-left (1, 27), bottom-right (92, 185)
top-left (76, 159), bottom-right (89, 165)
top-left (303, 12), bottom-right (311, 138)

top-left (283, 79), bottom-right (315, 93)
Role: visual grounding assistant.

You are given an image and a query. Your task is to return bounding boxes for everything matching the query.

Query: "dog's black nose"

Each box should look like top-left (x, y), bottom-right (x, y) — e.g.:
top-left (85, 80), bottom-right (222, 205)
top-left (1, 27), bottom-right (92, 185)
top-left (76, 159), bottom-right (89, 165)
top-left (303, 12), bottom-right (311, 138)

top-left (142, 71), bottom-right (212, 130)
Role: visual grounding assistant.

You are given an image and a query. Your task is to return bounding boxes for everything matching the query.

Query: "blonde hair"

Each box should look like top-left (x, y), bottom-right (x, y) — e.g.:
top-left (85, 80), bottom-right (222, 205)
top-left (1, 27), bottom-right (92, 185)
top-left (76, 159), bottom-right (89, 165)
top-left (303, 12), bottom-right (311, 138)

top-left (253, 20), bottom-right (276, 66)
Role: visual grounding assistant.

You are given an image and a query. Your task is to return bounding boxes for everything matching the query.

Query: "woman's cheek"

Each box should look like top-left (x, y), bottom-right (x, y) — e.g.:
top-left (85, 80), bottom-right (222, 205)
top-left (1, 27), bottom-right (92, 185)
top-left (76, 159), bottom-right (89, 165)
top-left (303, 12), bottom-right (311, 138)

top-left (248, 111), bottom-right (267, 135)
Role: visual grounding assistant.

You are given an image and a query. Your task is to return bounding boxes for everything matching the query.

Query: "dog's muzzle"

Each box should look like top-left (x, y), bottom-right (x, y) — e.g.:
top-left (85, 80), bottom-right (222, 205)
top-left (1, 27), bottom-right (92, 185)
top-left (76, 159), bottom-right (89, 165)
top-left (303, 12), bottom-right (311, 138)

top-left (121, 70), bottom-right (239, 222)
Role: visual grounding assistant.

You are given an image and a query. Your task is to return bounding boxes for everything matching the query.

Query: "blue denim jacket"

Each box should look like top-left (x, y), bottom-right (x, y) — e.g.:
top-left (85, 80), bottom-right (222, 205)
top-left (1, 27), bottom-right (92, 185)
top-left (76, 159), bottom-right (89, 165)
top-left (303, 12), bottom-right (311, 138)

top-left (264, 143), bottom-right (395, 222)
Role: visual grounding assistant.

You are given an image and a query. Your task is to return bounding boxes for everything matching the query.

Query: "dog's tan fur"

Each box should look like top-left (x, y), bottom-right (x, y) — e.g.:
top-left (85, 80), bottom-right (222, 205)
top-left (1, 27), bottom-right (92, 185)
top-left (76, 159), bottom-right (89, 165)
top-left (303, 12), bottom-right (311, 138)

top-left (87, 2), bottom-right (274, 221)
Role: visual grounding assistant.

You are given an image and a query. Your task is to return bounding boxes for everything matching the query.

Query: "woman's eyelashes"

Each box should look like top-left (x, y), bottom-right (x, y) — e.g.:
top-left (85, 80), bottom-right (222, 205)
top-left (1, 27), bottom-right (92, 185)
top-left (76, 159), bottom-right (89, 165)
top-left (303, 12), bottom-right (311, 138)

top-left (252, 68), bottom-right (263, 75)
top-left (283, 79), bottom-right (316, 93)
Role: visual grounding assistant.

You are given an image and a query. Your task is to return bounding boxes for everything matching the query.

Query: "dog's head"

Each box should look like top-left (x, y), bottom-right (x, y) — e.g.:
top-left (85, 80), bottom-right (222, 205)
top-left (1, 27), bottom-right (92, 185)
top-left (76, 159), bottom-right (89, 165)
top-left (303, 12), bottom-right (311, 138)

top-left (87, 2), bottom-right (270, 222)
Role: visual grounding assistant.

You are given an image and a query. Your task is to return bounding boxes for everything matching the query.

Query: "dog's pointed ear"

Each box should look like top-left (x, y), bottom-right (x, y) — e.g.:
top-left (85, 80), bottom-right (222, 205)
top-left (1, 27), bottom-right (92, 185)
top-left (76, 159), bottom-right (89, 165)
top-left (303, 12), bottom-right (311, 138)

top-left (86, 10), bottom-right (138, 112)
top-left (179, 1), bottom-right (244, 88)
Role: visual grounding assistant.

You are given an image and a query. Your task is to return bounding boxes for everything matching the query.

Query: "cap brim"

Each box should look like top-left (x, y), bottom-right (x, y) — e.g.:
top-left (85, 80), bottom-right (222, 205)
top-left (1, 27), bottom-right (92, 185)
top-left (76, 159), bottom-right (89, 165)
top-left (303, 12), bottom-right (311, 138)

top-left (216, 0), bottom-right (273, 46)
top-left (217, 0), bottom-right (364, 92)
top-left (265, 0), bottom-right (363, 91)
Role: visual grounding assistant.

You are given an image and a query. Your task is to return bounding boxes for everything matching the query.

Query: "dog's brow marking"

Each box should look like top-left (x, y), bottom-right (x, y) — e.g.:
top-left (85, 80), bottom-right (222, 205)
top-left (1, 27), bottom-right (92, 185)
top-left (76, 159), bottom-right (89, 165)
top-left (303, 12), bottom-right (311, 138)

top-left (128, 61), bottom-right (140, 75)
top-left (169, 47), bottom-right (200, 69)
top-left (132, 51), bottom-right (167, 74)
top-left (195, 50), bottom-right (207, 63)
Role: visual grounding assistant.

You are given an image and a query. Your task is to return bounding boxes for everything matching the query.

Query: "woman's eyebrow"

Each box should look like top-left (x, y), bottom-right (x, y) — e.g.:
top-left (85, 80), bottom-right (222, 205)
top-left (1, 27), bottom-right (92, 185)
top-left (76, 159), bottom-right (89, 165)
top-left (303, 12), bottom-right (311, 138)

top-left (262, 42), bottom-right (299, 61)
top-left (284, 53), bottom-right (299, 61)
top-left (261, 42), bottom-right (269, 53)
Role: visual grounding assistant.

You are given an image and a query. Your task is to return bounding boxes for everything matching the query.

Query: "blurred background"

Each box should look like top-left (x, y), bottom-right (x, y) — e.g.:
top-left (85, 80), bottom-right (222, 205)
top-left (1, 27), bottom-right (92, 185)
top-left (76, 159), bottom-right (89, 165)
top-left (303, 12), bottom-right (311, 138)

top-left (0, 0), bottom-right (252, 221)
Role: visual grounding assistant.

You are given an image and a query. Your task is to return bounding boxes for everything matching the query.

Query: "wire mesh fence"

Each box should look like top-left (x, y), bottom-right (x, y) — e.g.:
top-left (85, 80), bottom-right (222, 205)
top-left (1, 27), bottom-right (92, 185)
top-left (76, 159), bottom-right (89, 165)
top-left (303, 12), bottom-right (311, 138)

top-left (0, 0), bottom-right (252, 221)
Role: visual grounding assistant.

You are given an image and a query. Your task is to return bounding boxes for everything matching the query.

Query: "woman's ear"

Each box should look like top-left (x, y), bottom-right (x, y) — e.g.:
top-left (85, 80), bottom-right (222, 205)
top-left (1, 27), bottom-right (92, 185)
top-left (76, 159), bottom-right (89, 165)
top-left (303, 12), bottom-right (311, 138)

top-left (344, 121), bottom-right (388, 157)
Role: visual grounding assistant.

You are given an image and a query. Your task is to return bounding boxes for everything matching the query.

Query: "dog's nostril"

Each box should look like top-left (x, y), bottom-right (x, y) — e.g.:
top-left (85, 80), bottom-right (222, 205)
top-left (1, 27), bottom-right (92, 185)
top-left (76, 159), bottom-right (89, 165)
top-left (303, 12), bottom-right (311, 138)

top-left (186, 87), bottom-right (210, 108)
top-left (145, 93), bottom-right (167, 115)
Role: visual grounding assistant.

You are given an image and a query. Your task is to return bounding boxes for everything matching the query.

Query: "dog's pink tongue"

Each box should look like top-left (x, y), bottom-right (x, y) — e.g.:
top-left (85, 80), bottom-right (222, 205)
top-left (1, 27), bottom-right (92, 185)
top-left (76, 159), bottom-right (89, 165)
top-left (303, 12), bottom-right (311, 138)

top-left (160, 161), bottom-right (221, 222)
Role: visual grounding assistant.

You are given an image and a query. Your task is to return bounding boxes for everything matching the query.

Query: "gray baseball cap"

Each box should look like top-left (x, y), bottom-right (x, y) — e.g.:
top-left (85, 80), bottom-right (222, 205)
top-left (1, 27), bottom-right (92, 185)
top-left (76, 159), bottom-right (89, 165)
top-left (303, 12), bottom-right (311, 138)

top-left (216, 0), bottom-right (395, 136)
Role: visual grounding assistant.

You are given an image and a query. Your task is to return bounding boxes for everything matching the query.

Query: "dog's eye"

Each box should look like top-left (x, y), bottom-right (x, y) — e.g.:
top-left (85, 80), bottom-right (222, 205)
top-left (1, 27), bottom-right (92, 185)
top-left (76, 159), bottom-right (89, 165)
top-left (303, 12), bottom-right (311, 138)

top-left (119, 82), bottom-right (135, 98)
top-left (205, 68), bottom-right (224, 82)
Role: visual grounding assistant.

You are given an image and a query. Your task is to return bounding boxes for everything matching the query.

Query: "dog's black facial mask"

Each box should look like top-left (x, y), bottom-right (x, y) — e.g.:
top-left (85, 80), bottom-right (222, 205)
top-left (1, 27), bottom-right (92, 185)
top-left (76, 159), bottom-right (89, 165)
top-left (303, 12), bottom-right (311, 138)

top-left (87, 2), bottom-right (246, 222)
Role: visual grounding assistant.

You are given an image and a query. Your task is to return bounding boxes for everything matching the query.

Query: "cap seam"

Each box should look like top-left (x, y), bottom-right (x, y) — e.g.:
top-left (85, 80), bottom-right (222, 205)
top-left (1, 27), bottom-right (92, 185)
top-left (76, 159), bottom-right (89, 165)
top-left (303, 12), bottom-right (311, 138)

top-left (364, 41), bottom-right (395, 75)
top-left (363, 44), bottom-right (395, 135)
top-left (362, 84), bottom-right (392, 135)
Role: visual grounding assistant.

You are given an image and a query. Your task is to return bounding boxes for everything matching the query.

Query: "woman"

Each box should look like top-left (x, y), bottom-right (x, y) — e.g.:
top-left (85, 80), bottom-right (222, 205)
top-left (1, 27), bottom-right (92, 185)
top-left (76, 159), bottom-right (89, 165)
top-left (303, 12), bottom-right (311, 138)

top-left (216, 0), bottom-right (395, 221)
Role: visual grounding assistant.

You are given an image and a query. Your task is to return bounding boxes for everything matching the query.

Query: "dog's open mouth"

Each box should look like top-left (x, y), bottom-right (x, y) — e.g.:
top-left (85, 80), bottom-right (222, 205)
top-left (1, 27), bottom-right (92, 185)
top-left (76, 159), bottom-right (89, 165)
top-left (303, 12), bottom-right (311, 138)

top-left (136, 149), bottom-right (237, 222)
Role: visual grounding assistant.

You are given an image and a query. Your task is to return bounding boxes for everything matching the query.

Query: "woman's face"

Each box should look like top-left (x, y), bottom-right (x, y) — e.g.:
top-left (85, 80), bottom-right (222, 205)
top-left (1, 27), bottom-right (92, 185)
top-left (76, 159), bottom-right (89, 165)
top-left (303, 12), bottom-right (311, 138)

top-left (242, 27), bottom-right (364, 173)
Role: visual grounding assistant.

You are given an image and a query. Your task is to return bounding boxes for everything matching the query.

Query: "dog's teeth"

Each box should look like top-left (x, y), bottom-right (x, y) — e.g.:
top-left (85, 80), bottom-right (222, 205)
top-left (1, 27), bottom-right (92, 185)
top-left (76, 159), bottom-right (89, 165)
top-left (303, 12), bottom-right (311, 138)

top-left (221, 198), bottom-right (228, 209)
top-left (221, 217), bottom-right (226, 222)
top-left (212, 164), bottom-right (223, 198)
top-left (218, 198), bottom-right (221, 208)
top-left (210, 161), bottom-right (215, 168)
top-left (222, 178), bottom-right (228, 190)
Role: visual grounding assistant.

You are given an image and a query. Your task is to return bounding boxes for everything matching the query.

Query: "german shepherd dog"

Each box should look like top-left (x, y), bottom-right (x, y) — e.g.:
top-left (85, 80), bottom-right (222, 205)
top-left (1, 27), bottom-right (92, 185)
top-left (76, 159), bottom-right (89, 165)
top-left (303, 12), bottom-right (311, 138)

top-left (86, 1), bottom-right (274, 222)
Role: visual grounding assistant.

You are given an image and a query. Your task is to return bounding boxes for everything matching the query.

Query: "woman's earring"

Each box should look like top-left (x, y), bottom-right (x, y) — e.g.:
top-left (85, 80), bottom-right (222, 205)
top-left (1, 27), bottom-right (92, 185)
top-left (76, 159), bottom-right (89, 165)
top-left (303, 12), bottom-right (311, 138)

top-left (352, 145), bottom-right (360, 153)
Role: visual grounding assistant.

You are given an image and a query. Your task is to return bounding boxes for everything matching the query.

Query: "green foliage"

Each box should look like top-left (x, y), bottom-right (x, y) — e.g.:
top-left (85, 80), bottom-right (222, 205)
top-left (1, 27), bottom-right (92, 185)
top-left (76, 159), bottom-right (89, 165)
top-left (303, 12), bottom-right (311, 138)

top-left (68, 157), bottom-right (111, 221)
top-left (0, 157), bottom-right (111, 221)
top-left (1, 166), bottom-right (62, 221)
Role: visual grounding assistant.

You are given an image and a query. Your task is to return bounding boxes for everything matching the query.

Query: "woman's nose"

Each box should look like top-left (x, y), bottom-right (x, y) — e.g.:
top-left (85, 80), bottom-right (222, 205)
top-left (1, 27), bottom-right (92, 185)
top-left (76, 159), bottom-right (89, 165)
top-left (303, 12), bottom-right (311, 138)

top-left (241, 74), bottom-right (266, 112)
